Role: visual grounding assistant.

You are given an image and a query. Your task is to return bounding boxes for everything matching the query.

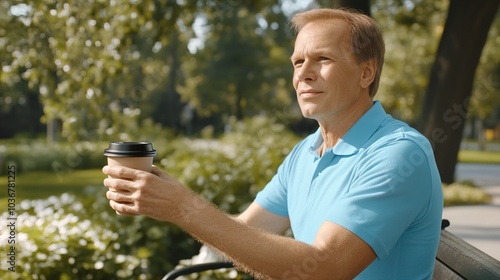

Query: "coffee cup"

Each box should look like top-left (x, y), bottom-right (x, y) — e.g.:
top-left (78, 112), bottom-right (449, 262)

top-left (104, 142), bottom-right (157, 172)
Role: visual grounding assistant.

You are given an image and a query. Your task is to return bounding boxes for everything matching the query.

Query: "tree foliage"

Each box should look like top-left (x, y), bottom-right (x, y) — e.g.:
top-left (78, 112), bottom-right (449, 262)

top-left (373, 0), bottom-right (448, 122)
top-left (469, 11), bottom-right (500, 122)
top-left (0, 0), bottom-right (499, 143)
top-left (1, 0), bottom-right (198, 141)
top-left (177, 1), bottom-right (295, 123)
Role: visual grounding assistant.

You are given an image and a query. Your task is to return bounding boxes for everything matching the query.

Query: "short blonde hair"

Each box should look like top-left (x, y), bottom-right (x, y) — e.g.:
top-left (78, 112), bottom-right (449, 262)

top-left (291, 8), bottom-right (385, 98)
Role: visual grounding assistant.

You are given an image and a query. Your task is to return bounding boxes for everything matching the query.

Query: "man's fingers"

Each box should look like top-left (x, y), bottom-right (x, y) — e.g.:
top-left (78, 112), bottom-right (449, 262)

top-left (103, 177), bottom-right (136, 193)
top-left (102, 165), bottom-right (141, 180)
top-left (109, 199), bottom-right (139, 216)
top-left (106, 190), bottom-right (133, 203)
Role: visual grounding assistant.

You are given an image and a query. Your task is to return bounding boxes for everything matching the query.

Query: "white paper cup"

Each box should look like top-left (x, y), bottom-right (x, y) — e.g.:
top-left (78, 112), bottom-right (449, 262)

top-left (104, 142), bottom-right (157, 173)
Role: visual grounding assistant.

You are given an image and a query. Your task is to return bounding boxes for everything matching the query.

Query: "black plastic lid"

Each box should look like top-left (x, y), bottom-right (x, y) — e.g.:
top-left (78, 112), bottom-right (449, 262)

top-left (103, 142), bottom-right (157, 157)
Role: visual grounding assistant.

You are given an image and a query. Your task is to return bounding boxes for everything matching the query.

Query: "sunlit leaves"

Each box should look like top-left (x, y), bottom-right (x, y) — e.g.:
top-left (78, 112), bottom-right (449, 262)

top-left (373, 0), bottom-right (499, 124)
top-left (1, 0), bottom-right (498, 140)
top-left (373, 0), bottom-right (448, 121)
top-left (177, 0), bottom-right (295, 121)
top-left (0, 0), bottom-right (198, 141)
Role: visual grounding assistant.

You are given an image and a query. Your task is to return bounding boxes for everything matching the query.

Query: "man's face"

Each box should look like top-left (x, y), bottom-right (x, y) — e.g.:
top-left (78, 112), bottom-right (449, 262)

top-left (291, 20), bottom-right (371, 122)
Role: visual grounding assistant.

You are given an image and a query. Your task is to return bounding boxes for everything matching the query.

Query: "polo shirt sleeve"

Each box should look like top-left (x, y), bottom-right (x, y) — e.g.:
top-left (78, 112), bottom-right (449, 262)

top-left (326, 137), bottom-right (438, 259)
top-left (254, 134), bottom-right (314, 217)
top-left (254, 159), bottom-right (290, 217)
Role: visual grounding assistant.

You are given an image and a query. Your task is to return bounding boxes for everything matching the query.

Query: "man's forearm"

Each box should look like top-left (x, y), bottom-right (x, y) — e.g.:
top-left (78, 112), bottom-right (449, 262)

top-left (173, 194), bottom-right (332, 279)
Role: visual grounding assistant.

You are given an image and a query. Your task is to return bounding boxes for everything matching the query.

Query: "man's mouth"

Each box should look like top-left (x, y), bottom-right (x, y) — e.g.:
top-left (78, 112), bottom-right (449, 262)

top-left (299, 89), bottom-right (322, 97)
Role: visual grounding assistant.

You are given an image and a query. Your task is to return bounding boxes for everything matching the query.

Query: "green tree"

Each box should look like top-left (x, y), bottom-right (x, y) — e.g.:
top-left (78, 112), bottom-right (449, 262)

top-left (2, 0), bottom-right (498, 160)
top-left (332, 0), bottom-right (500, 183)
top-left (468, 11), bottom-right (500, 132)
top-left (177, 1), bottom-right (295, 125)
top-left (0, 2), bottom-right (46, 138)
top-left (372, 0), bottom-right (447, 122)
top-left (417, 0), bottom-right (499, 183)
top-left (0, 0), bottom-right (197, 142)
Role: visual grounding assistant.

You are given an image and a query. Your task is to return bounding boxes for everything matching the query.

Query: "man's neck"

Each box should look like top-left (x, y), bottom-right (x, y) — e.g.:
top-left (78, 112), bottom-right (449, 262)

top-left (317, 98), bottom-right (373, 155)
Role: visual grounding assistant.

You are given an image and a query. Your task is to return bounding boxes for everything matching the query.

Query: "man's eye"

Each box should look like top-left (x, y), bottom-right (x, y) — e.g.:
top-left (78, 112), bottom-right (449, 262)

top-left (319, 56), bottom-right (330, 61)
top-left (294, 60), bottom-right (304, 66)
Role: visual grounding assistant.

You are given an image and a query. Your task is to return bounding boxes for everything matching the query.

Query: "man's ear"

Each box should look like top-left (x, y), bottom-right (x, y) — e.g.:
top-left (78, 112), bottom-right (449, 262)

top-left (360, 59), bottom-right (376, 89)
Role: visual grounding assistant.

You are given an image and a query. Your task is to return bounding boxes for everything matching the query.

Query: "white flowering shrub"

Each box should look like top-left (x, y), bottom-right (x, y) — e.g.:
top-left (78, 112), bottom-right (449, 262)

top-left (0, 189), bottom-right (198, 280)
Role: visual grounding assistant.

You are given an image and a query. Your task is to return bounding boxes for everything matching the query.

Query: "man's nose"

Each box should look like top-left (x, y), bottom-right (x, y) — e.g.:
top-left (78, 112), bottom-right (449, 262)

top-left (296, 61), bottom-right (317, 82)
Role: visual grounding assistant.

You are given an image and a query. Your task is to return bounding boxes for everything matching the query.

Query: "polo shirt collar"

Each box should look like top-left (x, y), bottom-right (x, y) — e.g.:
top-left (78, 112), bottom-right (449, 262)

top-left (309, 101), bottom-right (388, 156)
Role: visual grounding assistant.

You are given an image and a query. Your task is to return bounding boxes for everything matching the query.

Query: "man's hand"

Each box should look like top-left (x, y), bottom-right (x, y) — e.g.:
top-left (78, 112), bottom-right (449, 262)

top-left (102, 165), bottom-right (199, 222)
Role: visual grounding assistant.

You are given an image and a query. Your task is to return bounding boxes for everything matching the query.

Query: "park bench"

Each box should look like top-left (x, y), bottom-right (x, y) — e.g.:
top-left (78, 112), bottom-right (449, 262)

top-left (162, 219), bottom-right (500, 280)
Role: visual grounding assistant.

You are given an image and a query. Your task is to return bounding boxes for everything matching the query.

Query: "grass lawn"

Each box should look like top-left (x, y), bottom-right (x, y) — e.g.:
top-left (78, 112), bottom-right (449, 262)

top-left (0, 168), bottom-right (104, 213)
top-left (458, 149), bottom-right (500, 164)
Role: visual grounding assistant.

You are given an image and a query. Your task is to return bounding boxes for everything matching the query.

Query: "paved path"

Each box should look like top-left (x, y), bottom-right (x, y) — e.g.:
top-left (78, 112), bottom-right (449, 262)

top-left (442, 163), bottom-right (500, 260)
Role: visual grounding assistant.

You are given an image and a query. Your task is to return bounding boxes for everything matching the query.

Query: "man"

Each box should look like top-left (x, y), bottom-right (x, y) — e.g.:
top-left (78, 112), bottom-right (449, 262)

top-left (103, 8), bottom-right (443, 279)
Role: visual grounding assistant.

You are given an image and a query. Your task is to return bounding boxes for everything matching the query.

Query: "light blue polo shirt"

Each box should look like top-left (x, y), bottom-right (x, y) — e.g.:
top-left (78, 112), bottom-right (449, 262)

top-left (255, 101), bottom-right (443, 279)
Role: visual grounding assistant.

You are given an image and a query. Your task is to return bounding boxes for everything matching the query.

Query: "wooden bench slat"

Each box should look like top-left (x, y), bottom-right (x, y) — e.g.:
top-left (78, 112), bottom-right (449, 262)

top-left (434, 230), bottom-right (500, 280)
top-left (432, 261), bottom-right (464, 280)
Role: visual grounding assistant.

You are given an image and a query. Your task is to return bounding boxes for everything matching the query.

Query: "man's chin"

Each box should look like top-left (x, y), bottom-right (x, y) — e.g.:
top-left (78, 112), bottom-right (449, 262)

top-left (300, 108), bottom-right (316, 119)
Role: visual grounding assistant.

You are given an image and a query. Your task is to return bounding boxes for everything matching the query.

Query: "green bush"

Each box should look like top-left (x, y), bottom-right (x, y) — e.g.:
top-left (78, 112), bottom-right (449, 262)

top-left (0, 139), bottom-right (174, 175)
top-left (160, 116), bottom-right (300, 214)
top-left (443, 181), bottom-right (492, 206)
top-left (0, 188), bottom-right (198, 280)
top-left (0, 141), bottom-right (108, 173)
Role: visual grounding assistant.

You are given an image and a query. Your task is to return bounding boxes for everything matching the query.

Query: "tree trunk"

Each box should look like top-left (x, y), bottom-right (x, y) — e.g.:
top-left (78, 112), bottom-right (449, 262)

top-left (153, 30), bottom-right (183, 128)
top-left (416, 0), bottom-right (499, 184)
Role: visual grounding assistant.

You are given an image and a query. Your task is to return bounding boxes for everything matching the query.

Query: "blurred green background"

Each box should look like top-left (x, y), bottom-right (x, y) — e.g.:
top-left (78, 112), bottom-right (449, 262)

top-left (1, 0), bottom-right (499, 279)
